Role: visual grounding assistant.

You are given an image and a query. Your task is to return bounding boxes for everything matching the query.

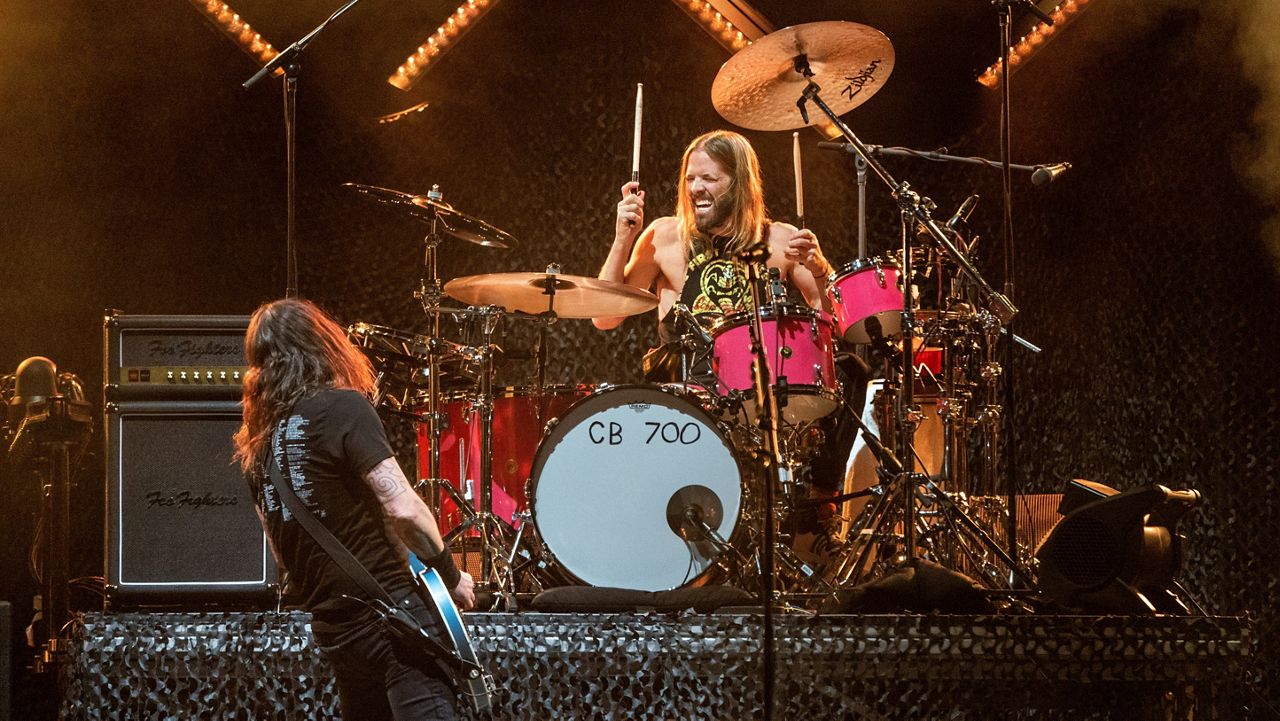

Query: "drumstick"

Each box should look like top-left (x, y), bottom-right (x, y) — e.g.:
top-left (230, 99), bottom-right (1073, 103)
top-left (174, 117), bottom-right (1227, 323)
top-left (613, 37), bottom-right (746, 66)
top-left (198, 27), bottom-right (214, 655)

top-left (631, 82), bottom-right (643, 190)
top-left (792, 131), bottom-right (805, 229)
top-left (624, 82), bottom-right (642, 227)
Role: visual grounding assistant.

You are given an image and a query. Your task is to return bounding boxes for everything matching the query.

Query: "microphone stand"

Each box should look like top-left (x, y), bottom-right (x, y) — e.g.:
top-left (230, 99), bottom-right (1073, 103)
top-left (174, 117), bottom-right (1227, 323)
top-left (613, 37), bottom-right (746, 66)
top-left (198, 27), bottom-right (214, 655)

top-left (741, 253), bottom-right (782, 721)
top-left (242, 0), bottom-right (362, 298)
top-left (994, 0), bottom-right (1052, 568)
top-left (818, 142), bottom-right (1068, 186)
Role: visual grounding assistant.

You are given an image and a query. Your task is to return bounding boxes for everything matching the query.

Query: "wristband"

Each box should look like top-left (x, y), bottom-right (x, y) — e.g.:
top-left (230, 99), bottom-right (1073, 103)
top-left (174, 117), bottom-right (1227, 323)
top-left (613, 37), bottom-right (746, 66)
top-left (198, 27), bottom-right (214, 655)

top-left (425, 543), bottom-right (462, 590)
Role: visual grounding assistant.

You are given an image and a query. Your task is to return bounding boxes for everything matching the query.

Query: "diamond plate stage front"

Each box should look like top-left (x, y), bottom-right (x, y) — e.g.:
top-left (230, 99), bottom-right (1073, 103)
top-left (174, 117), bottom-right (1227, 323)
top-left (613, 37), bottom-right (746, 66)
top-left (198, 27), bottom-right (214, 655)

top-left (62, 611), bottom-right (1252, 719)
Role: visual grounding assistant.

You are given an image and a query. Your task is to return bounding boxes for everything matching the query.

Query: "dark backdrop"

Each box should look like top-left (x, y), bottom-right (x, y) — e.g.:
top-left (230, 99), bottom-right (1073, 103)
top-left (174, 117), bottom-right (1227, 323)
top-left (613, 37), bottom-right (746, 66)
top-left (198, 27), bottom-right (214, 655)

top-left (1, 0), bottom-right (1276, 716)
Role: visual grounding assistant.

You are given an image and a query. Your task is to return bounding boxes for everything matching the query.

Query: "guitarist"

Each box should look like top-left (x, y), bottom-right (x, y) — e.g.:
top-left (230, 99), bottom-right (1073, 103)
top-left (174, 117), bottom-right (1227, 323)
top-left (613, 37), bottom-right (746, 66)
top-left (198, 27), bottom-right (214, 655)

top-left (233, 297), bottom-right (476, 721)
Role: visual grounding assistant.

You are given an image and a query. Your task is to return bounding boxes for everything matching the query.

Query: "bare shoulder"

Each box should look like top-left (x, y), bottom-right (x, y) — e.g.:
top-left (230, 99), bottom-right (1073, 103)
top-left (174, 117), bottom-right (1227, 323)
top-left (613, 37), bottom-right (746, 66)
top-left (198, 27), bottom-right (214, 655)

top-left (649, 216), bottom-right (681, 247)
top-left (767, 220), bottom-right (798, 241)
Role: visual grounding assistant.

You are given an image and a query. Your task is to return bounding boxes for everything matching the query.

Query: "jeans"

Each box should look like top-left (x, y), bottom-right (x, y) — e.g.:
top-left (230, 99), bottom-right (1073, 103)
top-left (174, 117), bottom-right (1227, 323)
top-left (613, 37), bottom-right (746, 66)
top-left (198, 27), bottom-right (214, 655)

top-left (314, 592), bottom-right (459, 721)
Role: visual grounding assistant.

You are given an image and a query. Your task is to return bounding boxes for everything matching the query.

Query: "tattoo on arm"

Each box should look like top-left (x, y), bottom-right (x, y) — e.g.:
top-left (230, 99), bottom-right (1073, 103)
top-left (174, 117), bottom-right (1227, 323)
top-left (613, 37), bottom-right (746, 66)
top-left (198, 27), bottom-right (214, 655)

top-left (365, 458), bottom-right (409, 501)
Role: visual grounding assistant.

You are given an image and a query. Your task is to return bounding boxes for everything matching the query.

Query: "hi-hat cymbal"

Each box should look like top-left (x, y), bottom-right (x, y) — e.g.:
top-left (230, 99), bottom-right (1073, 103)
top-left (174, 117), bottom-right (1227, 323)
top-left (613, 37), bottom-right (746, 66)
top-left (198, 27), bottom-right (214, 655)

top-left (711, 21), bottom-right (894, 132)
top-left (343, 182), bottom-right (516, 248)
top-left (444, 272), bottom-right (658, 319)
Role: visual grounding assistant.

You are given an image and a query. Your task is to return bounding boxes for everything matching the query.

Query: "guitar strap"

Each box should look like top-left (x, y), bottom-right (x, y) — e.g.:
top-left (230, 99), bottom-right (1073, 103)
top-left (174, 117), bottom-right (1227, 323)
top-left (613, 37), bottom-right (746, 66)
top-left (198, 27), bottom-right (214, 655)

top-left (265, 431), bottom-right (467, 680)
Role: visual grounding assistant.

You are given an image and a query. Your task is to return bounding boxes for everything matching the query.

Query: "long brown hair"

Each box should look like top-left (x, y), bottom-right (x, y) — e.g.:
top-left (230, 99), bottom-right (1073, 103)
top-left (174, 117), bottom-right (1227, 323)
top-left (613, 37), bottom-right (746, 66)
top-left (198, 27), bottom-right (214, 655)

top-left (232, 298), bottom-right (376, 472)
top-left (674, 130), bottom-right (769, 256)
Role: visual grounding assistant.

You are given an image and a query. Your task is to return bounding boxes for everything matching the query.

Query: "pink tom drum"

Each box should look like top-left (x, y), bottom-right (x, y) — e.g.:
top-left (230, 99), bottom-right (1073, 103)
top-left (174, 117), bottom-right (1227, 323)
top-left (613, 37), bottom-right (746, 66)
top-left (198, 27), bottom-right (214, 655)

top-left (827, 256), bottom-right (904, 344)
top-left (710, 305), bottom-right (838, 424)
top-left (417, 384), bottom-right (592, 536)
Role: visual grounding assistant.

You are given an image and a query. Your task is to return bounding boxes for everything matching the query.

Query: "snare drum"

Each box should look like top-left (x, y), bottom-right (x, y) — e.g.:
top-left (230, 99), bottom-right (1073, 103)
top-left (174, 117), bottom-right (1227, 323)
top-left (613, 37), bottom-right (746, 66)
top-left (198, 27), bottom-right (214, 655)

top-left (417, 384), bottom-right (592, 535)
top-left (710, 305), bottom-right (839, 424)
top-left (528, 385), bottom-right (744, 591)
top-left (827, 256), bottom-right (904, 344)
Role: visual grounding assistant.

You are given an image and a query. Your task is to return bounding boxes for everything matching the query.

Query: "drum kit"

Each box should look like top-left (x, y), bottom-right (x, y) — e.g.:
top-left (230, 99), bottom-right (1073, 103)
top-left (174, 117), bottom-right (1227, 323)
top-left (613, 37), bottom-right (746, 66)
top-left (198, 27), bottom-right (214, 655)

top-left (343, 19), bottom-right (1044, 609)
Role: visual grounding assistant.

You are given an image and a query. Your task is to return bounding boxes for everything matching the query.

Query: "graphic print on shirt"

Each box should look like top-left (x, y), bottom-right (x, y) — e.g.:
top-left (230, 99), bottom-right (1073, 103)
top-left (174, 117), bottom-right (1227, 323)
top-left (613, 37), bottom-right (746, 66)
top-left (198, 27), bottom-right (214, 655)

top-left (681, 239), bottom-right (751, 325)
top-left (269, 414), bottom-right (324, 520)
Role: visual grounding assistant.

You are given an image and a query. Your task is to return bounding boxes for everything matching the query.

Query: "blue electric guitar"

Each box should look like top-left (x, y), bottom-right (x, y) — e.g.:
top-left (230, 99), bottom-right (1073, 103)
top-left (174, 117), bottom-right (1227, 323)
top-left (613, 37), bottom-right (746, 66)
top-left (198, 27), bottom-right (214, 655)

top-left (408, 556), bottom-right (495, 714)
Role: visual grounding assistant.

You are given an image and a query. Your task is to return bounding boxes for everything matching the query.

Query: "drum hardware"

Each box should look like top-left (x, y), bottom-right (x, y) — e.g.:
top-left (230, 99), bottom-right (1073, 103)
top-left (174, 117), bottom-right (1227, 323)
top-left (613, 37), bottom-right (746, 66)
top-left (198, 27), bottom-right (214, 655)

top-left (711, 23), bottom-right (1038, 618)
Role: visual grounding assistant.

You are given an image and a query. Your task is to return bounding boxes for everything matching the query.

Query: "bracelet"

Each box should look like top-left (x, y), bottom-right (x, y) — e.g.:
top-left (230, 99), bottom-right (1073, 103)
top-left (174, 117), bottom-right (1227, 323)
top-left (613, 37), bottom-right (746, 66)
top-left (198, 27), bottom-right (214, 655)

top-left (424, 543), bottom-right (462, 589)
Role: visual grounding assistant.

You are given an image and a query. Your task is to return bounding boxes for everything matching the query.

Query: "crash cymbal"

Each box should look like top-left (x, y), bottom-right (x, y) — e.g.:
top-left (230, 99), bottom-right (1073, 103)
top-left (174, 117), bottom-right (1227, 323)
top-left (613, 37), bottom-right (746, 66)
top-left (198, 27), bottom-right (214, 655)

top-left (343, 182), bottom-right (516, 248)
top-left (444, 272), bottom-right (658, 319)
top-left (711, 21), bottom-right (894, 132)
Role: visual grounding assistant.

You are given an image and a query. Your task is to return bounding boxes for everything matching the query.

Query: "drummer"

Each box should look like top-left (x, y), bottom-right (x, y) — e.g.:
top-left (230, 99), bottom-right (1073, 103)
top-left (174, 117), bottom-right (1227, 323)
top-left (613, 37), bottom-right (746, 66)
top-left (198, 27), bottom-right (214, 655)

top-left (593, 129), bottom-right (832, 346)
top-left (592, 129), bottom-right (865, 557)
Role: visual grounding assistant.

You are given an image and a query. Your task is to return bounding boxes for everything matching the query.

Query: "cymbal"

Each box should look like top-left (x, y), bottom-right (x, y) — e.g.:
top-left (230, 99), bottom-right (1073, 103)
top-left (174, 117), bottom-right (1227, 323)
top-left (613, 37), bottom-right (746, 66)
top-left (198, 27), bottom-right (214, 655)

top-left (444, 272), bottom-right (658, 319)
top-left (711, 21), bottom-right (894, 132)
top-left (343, 182), bottom-right (516, 249)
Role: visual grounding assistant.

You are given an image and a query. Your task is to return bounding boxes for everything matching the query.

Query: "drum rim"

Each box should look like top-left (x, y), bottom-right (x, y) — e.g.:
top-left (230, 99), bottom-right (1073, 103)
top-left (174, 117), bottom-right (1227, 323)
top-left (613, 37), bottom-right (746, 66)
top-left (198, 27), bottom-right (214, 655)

top-left (831, 255), bottom-right (901, 277)
top-left (347, 321), bottom-right (425, 343)
top-left (431, 383), bottom-right (595, 403)
top-left (526, 383), bottom-right (746, 591)
top-left (709, 303), bottom-right (834, 335)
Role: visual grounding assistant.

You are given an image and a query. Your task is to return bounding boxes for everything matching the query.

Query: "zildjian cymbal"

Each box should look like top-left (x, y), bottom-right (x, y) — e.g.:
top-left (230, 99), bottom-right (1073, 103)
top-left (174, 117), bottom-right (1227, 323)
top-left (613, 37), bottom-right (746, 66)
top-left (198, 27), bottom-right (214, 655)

top-left (711, 21), bottom-right (894, 131)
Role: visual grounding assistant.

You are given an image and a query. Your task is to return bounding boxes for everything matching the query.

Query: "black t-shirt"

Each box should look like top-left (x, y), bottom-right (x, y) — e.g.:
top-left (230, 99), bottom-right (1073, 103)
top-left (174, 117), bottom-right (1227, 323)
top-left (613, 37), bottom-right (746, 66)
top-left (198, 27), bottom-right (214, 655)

top-left (247, 388), bottom-right (414, 632)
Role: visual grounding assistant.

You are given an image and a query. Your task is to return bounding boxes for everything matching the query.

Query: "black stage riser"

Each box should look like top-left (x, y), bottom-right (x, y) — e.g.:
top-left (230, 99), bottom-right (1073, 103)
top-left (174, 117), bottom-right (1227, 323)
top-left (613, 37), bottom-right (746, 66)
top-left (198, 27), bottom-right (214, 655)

top-left (62, 612), bottom-right (1254, 721)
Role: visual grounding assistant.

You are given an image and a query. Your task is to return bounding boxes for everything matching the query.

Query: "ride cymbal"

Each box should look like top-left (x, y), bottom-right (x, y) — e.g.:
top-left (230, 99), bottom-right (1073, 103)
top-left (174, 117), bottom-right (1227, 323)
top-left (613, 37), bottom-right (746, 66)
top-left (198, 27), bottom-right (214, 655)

top-left (444, 272), bottom-right (658, 319)
top-left (343, 182), bottom-right (516, 248)
top-left (711, 21), bottom-right (894, 132)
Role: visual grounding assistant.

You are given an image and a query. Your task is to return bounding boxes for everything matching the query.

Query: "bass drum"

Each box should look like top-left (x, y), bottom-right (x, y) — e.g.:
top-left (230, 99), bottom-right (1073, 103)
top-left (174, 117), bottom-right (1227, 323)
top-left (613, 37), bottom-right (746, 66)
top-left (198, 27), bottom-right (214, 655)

top-left (528, 385), bottom-right (744, 592)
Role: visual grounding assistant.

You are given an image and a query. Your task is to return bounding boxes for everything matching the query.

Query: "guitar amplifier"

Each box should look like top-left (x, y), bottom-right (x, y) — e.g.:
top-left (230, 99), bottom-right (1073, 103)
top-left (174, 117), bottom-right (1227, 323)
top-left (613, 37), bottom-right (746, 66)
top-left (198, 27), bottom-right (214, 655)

top-left (103, 312), bottom-right (251, 401)
top-left (104, 400), bottom-right (278, 606)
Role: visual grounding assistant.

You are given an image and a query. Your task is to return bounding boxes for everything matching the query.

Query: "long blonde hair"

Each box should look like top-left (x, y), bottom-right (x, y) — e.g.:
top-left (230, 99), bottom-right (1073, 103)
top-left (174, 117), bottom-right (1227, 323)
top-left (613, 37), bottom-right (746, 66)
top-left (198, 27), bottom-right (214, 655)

top-left (674, 130), bottom-right (769, 256)
top-left (232, 298), bottom-right (376, 473)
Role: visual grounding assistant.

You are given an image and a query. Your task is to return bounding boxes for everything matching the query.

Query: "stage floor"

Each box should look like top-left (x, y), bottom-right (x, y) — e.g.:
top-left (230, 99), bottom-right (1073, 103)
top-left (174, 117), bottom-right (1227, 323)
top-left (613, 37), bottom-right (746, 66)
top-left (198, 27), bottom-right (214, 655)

top-left (61, 610), bottom-right (1253, 720)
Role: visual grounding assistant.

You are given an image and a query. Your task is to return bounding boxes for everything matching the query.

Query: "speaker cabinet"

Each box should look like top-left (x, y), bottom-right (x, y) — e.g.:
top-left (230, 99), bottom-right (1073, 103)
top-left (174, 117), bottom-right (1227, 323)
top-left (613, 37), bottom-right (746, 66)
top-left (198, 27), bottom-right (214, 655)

top-left (104, 400), bottom-right (277, 607)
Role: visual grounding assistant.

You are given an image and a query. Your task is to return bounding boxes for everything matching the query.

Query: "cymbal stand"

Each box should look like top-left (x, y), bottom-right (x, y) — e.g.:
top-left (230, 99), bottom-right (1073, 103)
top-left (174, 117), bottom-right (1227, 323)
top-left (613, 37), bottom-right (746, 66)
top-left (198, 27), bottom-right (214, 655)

top-left (414, 186), bottom-right (449, 512)
top-left (463, 306), bottom-right (507, 593)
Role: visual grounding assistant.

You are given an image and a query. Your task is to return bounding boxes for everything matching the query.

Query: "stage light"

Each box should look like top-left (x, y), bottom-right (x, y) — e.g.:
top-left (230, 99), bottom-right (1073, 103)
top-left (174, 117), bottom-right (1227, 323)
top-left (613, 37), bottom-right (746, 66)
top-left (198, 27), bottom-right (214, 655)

top-left (671, 0), bottom-right (769, 54)
top-left (977, 0), bottom-right (1094, 88)
top-left (187, 0), bottom-right (278, 67)
top-left (388, 0), bottom-right (500, 91)
top-left (1033, 480), bottom-right (1202, 614)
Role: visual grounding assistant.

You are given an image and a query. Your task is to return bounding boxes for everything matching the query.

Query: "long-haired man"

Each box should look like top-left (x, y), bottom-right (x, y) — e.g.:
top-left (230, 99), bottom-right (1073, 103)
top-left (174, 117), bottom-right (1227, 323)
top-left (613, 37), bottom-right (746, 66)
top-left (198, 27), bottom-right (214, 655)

top-left (234, 297), bottom-right (473, 721)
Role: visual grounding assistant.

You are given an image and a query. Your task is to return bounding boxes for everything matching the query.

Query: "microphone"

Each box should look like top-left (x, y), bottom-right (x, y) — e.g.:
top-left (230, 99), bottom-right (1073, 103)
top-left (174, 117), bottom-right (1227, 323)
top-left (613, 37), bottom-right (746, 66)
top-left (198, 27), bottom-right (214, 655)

top-left (665, 484), bottom-right (724, 541)
top-left (945, 194), bottom-right (980, 232)
top-left (1031, 163), bottom-right (1071, 186)
top-left (817, 141), bottom-right (878, 155)
top-left (672, 304), bottom-right (713, 346)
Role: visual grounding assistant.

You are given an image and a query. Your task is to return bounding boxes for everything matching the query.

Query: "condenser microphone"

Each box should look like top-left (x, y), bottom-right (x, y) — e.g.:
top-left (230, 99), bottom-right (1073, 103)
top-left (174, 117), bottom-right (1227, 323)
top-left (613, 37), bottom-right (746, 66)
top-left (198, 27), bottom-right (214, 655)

top-left (1031, 163), bottom-right (1071, 186)
top-left (945, 194), bottom-right (980, 232)
top-left (672, 304), bottom-right (713, 345)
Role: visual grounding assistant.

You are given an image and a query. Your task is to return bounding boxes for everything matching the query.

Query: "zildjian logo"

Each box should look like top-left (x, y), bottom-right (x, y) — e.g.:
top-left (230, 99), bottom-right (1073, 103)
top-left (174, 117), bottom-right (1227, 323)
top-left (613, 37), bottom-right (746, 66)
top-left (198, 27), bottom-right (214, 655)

top-left (842, 59), bottom-right (883, 101)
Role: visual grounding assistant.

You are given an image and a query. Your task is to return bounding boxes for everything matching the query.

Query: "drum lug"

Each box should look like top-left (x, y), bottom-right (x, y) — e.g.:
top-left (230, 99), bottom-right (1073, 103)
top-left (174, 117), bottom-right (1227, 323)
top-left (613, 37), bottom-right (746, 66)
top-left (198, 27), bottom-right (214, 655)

top-left (830, 284), bottom-right (842, 304)
top-left (873, 258), bottom-right (886, 288)
top-left (814, 364), bottom-right (823, 386)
